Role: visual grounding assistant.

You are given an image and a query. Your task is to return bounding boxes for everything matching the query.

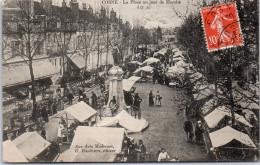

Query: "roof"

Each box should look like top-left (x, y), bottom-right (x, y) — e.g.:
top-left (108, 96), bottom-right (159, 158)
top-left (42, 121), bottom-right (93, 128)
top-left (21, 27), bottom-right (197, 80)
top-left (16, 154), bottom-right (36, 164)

top-left (3, 140), bottom-right (28, 163)
top-left (97, 110), bottom-right (149, 133)
top-left (65, 101), bottom-right (97, 122)
top-left (70, 126), bottom-right (125, 154)
top-left (2, 59), bottom-right (59, 88)
top-left (67, 54), bottom-right (86, 69)
top-left (12, 132), bottom-right (51, 160)
top-left (204, 106), bottom-right (252, 129)
top-left (209, 126), bottom-right (256, 148)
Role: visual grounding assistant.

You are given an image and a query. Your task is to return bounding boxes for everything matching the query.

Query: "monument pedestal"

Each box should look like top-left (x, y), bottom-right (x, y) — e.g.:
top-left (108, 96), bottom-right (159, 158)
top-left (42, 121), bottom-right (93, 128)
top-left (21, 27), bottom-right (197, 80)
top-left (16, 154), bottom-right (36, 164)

top-left (103, 66), bottom-right (126, 117)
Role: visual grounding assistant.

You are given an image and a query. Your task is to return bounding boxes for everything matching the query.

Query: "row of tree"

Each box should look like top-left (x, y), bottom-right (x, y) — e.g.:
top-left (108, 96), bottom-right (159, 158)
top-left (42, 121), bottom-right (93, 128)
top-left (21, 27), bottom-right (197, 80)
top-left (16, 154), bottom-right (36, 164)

top-left (176, 0), bottom-right (259, 125)
top-left (2, 0), bottom-right (134, 121)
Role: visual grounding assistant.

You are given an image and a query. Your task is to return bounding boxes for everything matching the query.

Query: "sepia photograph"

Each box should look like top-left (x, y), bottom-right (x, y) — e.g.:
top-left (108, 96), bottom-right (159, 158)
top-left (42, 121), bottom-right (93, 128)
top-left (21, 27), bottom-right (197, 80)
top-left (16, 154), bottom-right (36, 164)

top-left (1, 0), bottom-right (259, 163)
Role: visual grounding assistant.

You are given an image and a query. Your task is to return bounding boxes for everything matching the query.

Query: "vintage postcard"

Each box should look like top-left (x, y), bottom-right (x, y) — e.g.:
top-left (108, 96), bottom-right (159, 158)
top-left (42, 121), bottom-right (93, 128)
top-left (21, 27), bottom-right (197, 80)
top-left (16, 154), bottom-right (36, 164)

top-left (2, 0), bottom-right (259, 163)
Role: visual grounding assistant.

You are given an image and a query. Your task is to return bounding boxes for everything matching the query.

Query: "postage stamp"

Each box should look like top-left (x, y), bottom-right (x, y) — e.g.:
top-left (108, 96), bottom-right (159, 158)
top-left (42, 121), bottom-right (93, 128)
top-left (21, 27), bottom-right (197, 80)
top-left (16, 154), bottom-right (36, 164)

top-left (201, 2), bottom-right (243, 52)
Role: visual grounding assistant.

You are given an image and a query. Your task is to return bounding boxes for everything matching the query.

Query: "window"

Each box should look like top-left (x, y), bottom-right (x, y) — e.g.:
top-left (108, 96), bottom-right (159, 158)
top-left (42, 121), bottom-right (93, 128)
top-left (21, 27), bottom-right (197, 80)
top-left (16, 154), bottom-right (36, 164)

top-left (11, 41), bottom-right (20, 57)
top-left (34, 41), bottom-right (44, 55)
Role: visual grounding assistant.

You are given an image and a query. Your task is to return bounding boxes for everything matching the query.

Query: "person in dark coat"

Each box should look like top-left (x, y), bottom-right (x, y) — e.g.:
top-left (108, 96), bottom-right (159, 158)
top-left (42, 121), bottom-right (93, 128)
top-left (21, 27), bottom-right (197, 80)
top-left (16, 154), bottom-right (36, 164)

top-left (129, 139), bottom-right (138, 162)
top-left (41, 104), bottom-right (49, 122)
top-left (164, 75), bottom-right (170, 86)
top-left (195, 121), bottom-right (204, 143)
top-left (67, 91), bottom-right (74, 105)
top-left (78, 89), bottom-right (84, 102)
top-left (148, 90), bottom-right (154, 106)
top-left (134, 93), bottom-right (142, 119)
top-left (3, 130), bottom-right (8, 141)
top-left (52, 98), bottom-right (57, 115)
top-left (136, 140), bottom-right (146, 162)
top-left (19, 120), bottom-right (25, 135)
top-left (91, 91), bottom-right (98, 109)
top-left (41, 129), bottom-right (46, 139)
top-left (158, 72), bottom-right (164, 84)
top-left (152, 69), bottom-right (158, 84)
top-left (184, 120), bottom-right (193, 142)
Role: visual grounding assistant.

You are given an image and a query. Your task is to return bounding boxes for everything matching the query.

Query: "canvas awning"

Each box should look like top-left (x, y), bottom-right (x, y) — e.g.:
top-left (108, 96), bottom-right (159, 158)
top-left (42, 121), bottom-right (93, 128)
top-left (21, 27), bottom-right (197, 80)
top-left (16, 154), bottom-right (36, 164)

top-left (209, 126), bottom-right (256, 148)
top-left (172, 48), bottom-right (180, 52)
top-left (128, 76), bottom-right (142, 82)
top-left (12, 132), bottom-right (51, 160)
top-left (134, 66), bottom-right (154, 75)
top-left (122, 76), bottom-right (141, 91)
top-left (204, 106), bottom-right (252, 129)
top-left (97, 110), bottom-right (149, 133)
top-left (67, 54), bottom-right (86, 69)
top-left (129, 61), bottom-right (142, 65)
top-left (175, 60), bottom-right (189, 68)
top-left (56, 126), bottom-right (123, 162)
top-left (142, 57), bottom-right (160, 65)
top-left (2, 59), bottom-right (59, 88)
top-left (3, 140), bottom-right (28, 163)
top-left (167, 65), bottom-right (185, 76)
top-left (122, 79), bottom-right (135, 91)
top-left (71, 126), bottom-right (125, 154)
top-left (201, 98), bottom-right (218, 115)
top-left (242, 109), bottom-right (258, 122)
top-left (117, 110), bottom-right (149, 133)
top-left (65, 101), bottom-right (97, 123)
top-left (193, 84), bottom-right (221, 101)
top-left (172, 57), bottom-right (183, 62)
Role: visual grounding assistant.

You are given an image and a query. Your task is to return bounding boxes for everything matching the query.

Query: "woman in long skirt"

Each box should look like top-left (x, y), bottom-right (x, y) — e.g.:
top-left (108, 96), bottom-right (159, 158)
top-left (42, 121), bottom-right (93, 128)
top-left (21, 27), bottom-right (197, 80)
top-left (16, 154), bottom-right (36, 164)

top-left (149, 90), bottom-right (154, 106)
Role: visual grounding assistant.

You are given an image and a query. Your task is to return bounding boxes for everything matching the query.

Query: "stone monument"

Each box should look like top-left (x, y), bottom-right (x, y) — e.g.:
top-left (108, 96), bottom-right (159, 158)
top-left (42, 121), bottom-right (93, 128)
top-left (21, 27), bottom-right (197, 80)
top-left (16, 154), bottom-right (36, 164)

top-left (103, 66), bottom-right (126, 117)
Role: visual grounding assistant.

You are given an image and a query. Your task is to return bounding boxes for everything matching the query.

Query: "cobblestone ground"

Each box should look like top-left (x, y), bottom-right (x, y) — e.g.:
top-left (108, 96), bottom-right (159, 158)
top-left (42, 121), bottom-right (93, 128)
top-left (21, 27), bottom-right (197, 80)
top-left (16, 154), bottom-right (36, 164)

top-left (130, 82), bottom-right (209, 162)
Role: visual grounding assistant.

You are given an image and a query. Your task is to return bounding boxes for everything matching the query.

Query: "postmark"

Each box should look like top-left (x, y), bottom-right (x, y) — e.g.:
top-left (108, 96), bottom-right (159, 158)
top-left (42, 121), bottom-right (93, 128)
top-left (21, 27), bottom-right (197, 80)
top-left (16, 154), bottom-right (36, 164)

top-left (201, 2), bottom-right (243, 52)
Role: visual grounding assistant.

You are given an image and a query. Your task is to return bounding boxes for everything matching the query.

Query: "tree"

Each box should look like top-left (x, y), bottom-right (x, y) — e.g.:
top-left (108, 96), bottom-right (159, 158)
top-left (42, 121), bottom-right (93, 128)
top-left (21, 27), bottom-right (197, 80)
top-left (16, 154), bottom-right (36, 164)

top-left (3, 0), bottom-right (47, 121)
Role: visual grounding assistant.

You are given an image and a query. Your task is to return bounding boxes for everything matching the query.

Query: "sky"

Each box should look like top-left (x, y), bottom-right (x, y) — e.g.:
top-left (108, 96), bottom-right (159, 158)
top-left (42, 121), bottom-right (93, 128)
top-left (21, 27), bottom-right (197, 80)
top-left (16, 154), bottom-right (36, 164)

top-left (40, 0), bottom-right (201, 29)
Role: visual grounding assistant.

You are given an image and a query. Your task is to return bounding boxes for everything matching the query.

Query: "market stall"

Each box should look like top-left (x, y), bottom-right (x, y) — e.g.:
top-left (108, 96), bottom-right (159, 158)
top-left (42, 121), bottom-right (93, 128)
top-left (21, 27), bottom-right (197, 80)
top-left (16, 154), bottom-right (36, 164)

top-left (142, 57), bottom-right (160, 65)
top-left (209, 126), bottom-right (257, 161)
top-left (3, 140), bottom-right (28, 162)
top-left (204, 106), bottom-right (252, 131)
top-left (55, 126), bottom-right (125, 162)
top-left (12, 132), bottom-right (51, 161)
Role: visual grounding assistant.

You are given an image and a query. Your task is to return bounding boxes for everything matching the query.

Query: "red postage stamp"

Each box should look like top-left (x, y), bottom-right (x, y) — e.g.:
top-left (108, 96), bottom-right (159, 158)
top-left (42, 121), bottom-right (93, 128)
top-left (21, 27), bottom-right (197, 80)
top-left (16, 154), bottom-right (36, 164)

top-left (201, 2), bottom-right (243, 52)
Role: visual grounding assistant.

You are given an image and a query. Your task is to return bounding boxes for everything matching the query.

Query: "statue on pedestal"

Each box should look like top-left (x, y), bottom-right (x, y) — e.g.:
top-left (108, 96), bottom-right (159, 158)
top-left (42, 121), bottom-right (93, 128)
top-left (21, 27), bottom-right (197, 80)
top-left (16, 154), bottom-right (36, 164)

top-left (112, 44), bottom-right (123, 66)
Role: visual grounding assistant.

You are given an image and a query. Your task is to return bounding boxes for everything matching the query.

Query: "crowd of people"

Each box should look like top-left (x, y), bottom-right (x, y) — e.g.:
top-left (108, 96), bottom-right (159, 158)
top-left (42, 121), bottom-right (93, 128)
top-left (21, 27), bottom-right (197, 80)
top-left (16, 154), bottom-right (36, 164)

top-left (124, 88), bottom-right (143, 119)
top-left (121, 137), bottom-right (147, 162)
